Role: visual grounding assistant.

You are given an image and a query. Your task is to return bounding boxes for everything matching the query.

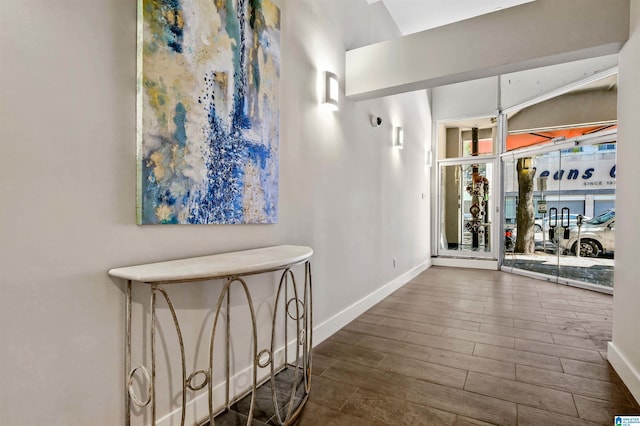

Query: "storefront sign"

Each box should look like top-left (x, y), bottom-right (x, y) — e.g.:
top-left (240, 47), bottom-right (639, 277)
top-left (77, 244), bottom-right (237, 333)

top-left (534, 162), bottom-right (616, 190)
top-left (504, 153), bottom-right (616, 193)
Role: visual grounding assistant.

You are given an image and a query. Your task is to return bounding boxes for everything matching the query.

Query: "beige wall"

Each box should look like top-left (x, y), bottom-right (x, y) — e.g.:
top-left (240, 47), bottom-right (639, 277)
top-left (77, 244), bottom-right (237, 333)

top-left (610, 0), bottom-right (640, 404)
top-left (0, 0), bottom-right (431, 424)
top-left (508, 89), bottom-right (617, 132)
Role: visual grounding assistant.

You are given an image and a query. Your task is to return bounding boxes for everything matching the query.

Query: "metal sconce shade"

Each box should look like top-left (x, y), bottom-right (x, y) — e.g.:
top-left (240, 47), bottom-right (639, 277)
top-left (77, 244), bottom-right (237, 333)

top-left (324, 71), bottom-right (339, 110)
top-left (393, 126), bottom-right (404, 149)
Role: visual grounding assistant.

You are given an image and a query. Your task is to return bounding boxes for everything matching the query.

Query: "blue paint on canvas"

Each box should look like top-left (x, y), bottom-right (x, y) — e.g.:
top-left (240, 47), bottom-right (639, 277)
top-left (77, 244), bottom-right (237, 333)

top-left (139, 0), bottom-right (280, 224)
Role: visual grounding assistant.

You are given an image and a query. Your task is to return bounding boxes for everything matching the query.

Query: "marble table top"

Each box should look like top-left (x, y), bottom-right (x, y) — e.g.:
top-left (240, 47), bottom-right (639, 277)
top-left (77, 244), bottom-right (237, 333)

top-left (108, 245), bottom-right (313, 284)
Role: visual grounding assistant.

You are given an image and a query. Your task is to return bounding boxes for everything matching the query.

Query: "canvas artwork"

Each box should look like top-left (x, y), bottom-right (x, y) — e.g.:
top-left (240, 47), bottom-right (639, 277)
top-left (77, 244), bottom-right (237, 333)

top-left (137, 0), bottom-right (280, 224)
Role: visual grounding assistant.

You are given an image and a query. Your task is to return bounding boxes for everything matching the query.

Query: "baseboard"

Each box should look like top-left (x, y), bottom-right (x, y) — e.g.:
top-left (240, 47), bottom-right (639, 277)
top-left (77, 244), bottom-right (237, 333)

top-left (607, 342), bottom-right (640, 405)
top-left (432, 257), bottom-right (498, 270)
top-left (155, 258), bottom-right (432, 425)
top-left (312, 258), bottom-right (432, 346)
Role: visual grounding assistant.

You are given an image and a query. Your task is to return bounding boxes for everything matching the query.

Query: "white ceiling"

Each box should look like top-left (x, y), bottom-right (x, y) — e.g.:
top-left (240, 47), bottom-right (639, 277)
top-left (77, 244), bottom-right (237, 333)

top-left (368, 0), bottom-right (536, 35)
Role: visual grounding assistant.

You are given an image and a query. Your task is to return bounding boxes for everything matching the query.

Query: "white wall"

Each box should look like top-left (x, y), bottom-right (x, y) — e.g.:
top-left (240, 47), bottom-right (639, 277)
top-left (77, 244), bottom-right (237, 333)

top-left (609, 0), bottom-right (640, 404)
top-left (0, 0), bottom-right (431, 424)
top-left (431, 77), bottom-right (499, 123)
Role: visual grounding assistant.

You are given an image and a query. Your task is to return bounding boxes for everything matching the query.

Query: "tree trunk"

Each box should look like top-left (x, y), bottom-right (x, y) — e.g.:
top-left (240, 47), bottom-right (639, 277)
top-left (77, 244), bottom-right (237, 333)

top-left (515, 158), bottom-right (535, 253)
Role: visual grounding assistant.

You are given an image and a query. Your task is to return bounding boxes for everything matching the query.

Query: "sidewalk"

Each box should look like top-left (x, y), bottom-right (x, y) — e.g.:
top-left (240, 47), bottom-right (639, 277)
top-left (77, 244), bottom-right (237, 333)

top-left (504, 251), bottom-right (614, 287)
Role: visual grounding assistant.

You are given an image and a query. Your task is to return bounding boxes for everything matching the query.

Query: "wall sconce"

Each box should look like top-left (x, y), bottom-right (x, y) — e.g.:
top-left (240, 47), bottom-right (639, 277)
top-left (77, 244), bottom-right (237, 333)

top-left (425, 150), bottom-right (432, 166)
top-left (323, 71), bottom-right (339, 110)
top-left (393, 126), bottom-right (404, 149)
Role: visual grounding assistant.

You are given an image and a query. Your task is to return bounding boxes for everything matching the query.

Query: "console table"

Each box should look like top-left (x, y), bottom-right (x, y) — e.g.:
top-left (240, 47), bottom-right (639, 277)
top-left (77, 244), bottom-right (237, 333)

top-left (108, 245), bottom-right (313, 426)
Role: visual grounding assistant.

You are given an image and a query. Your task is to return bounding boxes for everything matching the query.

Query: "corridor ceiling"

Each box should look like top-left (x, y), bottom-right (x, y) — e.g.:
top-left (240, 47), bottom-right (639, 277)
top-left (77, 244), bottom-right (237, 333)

top-left (367, 0), bottom-right (536, 35)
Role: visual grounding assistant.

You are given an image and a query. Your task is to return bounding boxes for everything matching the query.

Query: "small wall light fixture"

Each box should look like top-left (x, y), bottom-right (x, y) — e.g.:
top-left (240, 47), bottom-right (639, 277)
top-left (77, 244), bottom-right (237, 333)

top-left (323, 71), bottom-right (339, 110)
top-left (425, 149), bottom-right (432, 166)
top-left (393, 126), bottom-right (404, 149)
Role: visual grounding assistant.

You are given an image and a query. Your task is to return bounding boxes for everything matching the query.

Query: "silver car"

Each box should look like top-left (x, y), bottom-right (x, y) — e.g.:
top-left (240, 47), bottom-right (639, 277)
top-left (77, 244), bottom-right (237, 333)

top-left (558, 209), bottom-right (615, 257)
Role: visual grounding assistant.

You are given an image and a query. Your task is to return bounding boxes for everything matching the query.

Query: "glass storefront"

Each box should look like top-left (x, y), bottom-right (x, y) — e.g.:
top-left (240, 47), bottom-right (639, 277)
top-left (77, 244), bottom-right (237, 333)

top-left (434, 70), bottom-right (617, 292)
top-left (502, 140), bottom-right (616, 289)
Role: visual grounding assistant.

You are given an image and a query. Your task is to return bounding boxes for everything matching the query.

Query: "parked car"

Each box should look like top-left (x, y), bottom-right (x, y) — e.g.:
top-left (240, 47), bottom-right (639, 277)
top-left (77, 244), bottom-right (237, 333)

top-left (557, 209), bottom-right (615, 257)
top-left (534, 213), bottom-right (590, 233)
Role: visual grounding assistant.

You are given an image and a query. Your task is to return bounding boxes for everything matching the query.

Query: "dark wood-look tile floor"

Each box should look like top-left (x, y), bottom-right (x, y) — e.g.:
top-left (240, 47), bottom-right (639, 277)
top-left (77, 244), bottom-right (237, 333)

top-left (294, 267), bottom-right (640, 425)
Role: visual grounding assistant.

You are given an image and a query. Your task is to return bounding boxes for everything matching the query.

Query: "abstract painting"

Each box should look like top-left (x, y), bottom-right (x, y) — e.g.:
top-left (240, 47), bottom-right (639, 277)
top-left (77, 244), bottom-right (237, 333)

top-left (137, 0), bottom-right (280, 224)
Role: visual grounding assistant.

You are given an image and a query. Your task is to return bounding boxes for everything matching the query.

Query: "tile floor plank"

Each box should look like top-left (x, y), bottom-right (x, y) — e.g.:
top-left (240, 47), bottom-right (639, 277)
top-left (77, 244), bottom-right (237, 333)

top-left (441, 326), bottom-right (516, 349)
top-left (541, 302), bottom-right (608, 316)
top-left (481, 307), bottom-right (551, 322)
top-left (320, 359), bottom-right (415, 399)
top-left (401, 330), bottom-right (476, 354)
top-left (512, 318), bottom-right (590, 338)
top-left (310, 353), bottom-right (336, 377)
top-left (574, 395), bottom-right (640, 424)
top-left (560, 358), bottom-right (623, 383)
top-left (379, 298), bottom-right (486, 316)
top-left (452, 416), bottom-right (497, 426)
top-left (353, 313), bottom-right (385, 325)
top-left (515, 338), bottom-right (604, 363)
top-left (550, 333), bottom-right (599, 350)
top-left (340, 387), bottom-right (457, 425)
top-left (355, 334), bottom-right (433, 362)
top-left (326, 329), bottom-right (366, 345)
top-left (464, 371), bottom-right (578, 416)
top-left (378, 316), bottom-right (445, 337)
top-left (517, 404), bottom-right (602, 426)
top-left (479, 323), bottom-right (554, 343)
top-left (302, 375), bottom-right (358, 411)
top-left (515, 364), bottom-right (630, 404)
top-left (428, 348), bottom-right (516, 380)
top-left (367, 306), bottom-right (481, 331)
top-left (473, 342), bottom-right (564, 372)
top-left (313, 340), bottom-right (387, 367)
top-left (407, 379), bottom-right (518, 425)
top-left (295, 401), bottom-right (386, 426)
top-left (342, 319), bottom-right (411, 341)
top-left (377, 353), bottom-right (468, 388)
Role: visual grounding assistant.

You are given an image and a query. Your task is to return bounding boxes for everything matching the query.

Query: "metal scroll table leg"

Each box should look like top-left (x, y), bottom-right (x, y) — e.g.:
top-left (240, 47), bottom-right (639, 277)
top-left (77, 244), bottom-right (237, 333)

top-left (208, 278), bottom-right (258, 425)
top-left (267, 261), bottom-right (312, 426)
top-left (125, 282), bottom-right (153, 424)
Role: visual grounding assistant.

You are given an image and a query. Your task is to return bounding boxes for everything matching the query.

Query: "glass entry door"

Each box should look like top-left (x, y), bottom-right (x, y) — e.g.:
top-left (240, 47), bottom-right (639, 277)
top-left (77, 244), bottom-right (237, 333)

top-left (502, 140), bottom-right (616, 290)
top-left (503, 151), bottom-right (563, 278)
top-left (439, 159), bottom-right (496, 257)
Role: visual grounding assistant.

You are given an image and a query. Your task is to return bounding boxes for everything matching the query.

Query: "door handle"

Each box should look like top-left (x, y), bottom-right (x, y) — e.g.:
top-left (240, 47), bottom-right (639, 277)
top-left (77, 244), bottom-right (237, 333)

top-left (549, 207), bottom-right (558, 240)
top-left (562, 207), bottom-right (570, 239)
